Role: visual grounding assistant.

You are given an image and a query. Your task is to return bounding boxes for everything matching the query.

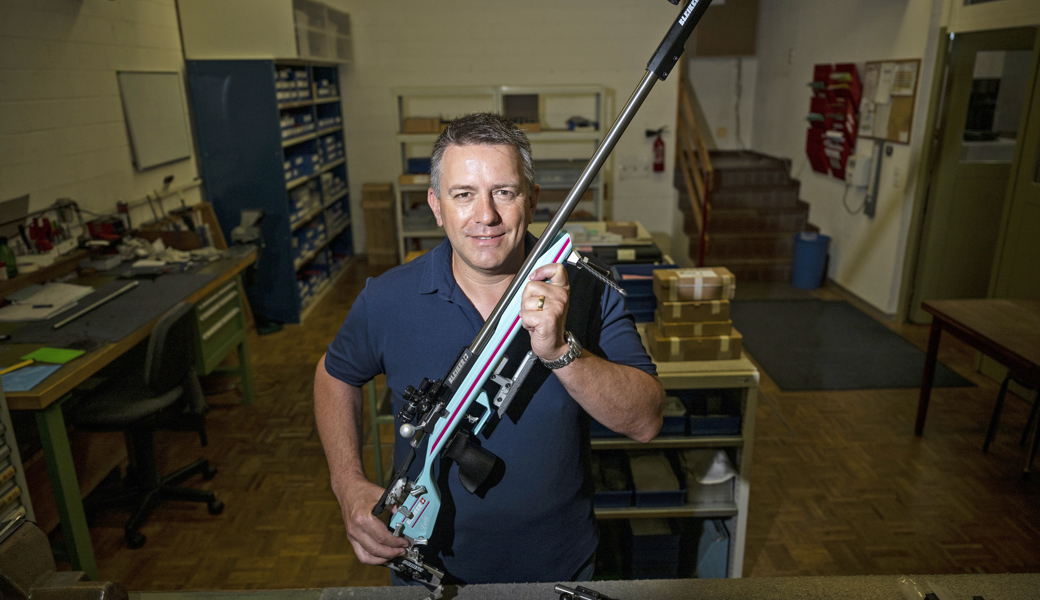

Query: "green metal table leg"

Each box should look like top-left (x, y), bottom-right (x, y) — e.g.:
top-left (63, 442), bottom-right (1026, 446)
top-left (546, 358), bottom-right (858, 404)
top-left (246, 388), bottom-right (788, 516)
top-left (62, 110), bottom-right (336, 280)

top-left (236, 337), bottom-right (255, 405)
top-left (35, 401), bottom-right (98, 580)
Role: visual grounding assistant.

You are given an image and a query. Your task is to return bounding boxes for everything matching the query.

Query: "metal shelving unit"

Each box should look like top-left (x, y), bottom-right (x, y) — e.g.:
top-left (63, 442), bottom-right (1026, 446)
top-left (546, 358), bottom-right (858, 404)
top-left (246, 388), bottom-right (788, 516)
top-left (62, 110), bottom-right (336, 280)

top-left (593, 332), bottom-right (759, 579)
top-left (392, 85), bottom-right (613, 259)
top-left (187, 59), bottom-right (353, 323)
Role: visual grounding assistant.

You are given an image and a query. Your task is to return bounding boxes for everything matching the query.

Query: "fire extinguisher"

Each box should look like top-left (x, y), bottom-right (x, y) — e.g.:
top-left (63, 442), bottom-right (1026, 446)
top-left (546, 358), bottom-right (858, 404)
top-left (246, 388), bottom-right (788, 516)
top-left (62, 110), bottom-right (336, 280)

top-left (647, 127), bottom-right (667, 172)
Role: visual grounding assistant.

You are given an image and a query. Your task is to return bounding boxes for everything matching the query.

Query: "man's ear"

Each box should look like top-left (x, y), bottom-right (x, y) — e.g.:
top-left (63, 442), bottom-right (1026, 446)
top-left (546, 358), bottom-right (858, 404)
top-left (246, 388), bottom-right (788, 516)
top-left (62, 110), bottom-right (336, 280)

top-left (527, 183), bottom-right (540, 217)
top-left (428, 187), bottom-right (443, 227)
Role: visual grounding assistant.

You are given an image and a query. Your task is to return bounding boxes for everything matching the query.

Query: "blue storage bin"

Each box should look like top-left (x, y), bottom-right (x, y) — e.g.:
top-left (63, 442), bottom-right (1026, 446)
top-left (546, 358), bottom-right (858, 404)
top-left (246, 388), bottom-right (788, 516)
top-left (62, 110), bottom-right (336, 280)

top-left (625, 519), bottom-right (681, 580)
top-left (687, 415), bottom-right (742, 436)
top-left (635, 488), bottom-right (686, 508)
top-left (792, 232), bottom-right (830, 290)
top-left (624, 295), bottom-right (657, 312)
top-left (407, 157), bottom-right (432, 174)
top-left (660, 414), bottom-right (687, 436)
top-left (593, 452), bottom-right (633, 508)
top-left (695, 519), bottom-right (730, 578)
top-left (611, 263), bottom-right (679, 322)
top-left (631, 452), bottom-right (685, 508)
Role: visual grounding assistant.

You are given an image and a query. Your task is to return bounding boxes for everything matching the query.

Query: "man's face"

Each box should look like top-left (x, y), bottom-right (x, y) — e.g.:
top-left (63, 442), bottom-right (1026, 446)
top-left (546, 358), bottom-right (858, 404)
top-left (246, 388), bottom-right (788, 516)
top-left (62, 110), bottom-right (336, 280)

top-left (428, 143), bottom-right (538, 279)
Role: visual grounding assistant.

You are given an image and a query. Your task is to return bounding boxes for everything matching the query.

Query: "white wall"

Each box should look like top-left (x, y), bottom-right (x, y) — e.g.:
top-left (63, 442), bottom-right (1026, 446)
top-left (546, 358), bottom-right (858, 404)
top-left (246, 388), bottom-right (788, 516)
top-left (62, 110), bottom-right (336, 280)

top-left (751, 0), bottom-right (945, 314)
top-left (0, 0), bottom-right (201, 229)
top-left (328, 0), bottom-right (685, 255)
top-left (688, 57), bottom-right (757, 150)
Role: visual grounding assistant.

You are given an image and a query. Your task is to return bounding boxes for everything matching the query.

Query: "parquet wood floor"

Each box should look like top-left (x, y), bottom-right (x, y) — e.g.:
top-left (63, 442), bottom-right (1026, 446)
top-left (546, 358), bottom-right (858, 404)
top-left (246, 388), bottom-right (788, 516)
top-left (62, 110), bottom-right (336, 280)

top-left (85, 260), bottom-right (1040, 591)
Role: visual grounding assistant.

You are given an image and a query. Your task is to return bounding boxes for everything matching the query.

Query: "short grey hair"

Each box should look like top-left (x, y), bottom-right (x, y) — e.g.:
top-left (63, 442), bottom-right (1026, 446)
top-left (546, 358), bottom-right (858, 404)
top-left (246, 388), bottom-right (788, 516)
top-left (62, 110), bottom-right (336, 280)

top-left (429, 112), bottom-right (535, 199)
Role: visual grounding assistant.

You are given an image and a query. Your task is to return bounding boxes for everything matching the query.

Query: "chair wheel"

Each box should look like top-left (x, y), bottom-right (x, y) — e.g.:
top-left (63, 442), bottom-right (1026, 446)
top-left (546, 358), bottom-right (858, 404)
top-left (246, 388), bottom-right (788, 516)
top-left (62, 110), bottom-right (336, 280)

top-left (202, 464), bottom-right (218, 480)
top-left (126, 531), bottom-right (146, 549)
top-left (208, 500), bottom-right (224, 515)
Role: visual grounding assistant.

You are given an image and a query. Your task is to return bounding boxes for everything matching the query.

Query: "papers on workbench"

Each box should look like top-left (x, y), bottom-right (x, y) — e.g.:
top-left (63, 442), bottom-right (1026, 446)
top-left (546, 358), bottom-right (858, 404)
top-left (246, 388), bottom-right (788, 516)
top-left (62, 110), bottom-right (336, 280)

top-left (21, 347), bottom-right (85, 364)
top-left (1, 364), bottom-right (61, 392)
top-left (0, 283), bottom-right (94, 322)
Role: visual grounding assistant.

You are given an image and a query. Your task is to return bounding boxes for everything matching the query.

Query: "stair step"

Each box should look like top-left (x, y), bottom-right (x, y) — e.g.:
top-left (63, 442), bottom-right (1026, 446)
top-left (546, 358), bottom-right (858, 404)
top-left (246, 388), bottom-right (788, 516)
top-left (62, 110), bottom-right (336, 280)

top-left (704, 234), bottom-right (796, 261)
top-left (709, 150), bottom-right (792, 189)
top-left (709, 182), bottom-right (802, 209)
top-left (697, 257), bottom-right (794, 283)
top-left (706, 202), bottom-right (811, 233)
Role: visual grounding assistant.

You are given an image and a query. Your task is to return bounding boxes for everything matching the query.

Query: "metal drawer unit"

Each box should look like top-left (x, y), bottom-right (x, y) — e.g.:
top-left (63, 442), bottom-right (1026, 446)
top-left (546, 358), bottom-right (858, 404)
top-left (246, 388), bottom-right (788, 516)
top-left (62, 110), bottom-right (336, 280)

top-left (193, 276), bottom-right (254, 404)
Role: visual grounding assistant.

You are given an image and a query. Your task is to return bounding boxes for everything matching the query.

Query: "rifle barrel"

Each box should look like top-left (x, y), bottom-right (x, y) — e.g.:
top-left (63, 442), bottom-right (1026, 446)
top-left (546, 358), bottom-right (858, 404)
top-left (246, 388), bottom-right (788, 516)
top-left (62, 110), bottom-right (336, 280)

top-left (469, 70), bottom-right (658, 355)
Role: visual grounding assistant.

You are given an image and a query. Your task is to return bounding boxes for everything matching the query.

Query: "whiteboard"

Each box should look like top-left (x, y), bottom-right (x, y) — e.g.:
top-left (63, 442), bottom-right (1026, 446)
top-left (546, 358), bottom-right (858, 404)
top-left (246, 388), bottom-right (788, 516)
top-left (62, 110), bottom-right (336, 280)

top-left (117, 71), bottom-right (193, 170)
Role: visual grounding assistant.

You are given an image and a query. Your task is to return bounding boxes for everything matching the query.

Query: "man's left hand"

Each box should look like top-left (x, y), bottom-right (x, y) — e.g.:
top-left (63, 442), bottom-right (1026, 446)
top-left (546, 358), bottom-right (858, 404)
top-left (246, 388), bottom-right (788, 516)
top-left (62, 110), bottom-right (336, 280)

top-left (521, 263), bottom-right (571, 362)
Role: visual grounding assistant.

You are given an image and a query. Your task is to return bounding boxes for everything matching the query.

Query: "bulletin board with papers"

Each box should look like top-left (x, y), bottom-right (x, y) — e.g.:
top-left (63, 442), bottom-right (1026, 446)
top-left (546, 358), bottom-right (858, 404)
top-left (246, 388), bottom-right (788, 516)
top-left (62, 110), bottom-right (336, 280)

top-left (859, 59), bottom-right (921, 145)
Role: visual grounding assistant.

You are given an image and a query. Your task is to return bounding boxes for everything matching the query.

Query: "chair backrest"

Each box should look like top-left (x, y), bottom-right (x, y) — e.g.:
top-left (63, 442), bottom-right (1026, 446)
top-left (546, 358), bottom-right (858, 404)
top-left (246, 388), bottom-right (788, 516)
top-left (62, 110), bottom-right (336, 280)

top-left (144, 302), bottom-right (197, 395)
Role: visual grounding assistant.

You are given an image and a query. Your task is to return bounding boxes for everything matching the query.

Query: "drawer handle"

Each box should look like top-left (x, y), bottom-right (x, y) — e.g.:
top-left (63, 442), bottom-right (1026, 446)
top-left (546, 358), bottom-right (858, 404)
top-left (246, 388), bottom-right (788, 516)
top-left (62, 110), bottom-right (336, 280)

top-left (198, 281), bottom-right (237, 311)
top-left (199, 289), bottom-right (239, 322)
top-left (202, 307), bottom-right (240, 341)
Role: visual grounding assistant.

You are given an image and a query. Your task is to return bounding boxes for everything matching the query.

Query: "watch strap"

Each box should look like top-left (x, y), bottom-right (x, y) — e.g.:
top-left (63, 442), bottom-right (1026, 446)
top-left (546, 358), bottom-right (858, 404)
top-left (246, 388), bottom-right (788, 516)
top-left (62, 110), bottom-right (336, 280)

top-left (541, 331), bottom-right (582, 370)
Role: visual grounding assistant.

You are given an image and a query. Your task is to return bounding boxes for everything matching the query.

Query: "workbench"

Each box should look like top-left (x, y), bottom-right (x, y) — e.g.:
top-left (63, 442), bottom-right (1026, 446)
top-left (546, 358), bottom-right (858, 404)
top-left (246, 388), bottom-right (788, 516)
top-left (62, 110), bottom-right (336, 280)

top-left (128, 573), bottom-right (1040, 600)
top-left (0, 249), bottom-right (257, 580)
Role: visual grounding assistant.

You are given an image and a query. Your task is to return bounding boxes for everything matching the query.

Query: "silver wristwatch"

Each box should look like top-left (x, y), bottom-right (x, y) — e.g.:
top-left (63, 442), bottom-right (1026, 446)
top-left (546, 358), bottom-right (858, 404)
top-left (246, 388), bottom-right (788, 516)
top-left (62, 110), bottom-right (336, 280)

top-left (542, 331), bottom-right (583, 370)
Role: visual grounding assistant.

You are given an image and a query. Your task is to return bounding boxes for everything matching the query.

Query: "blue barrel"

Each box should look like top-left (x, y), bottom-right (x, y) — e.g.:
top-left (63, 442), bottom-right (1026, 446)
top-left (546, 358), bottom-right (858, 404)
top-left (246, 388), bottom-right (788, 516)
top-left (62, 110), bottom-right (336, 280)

top-left (791, 232), bottom-right (830, 289)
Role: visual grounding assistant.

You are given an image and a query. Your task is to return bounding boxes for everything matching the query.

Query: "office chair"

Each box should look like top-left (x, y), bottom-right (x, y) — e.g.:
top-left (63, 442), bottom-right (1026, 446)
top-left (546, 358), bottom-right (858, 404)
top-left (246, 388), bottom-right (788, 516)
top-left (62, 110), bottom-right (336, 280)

top-left (69, 302), bottom-right (224, 549)
top-left (983, 372), bottom-right (1040, 477)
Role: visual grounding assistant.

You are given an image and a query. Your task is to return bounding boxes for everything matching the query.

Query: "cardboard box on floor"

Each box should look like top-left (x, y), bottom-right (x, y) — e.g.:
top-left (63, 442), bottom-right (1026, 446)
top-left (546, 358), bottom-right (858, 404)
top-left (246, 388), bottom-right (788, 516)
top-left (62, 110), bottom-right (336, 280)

top-left (653, 267), bottom-right (736, 302)
top-left (645, 324), bottom-right (743, 362)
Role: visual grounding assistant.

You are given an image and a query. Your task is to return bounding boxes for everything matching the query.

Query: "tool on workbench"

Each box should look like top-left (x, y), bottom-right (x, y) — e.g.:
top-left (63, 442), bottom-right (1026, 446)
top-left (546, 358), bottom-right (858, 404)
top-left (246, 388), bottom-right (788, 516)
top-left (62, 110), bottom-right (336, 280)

top-left (52, 281), bottom-right (139, 330)
top-left (555, 584), bottom-right (619, 600)
top-left (0, 359), bottom-right (34, 376)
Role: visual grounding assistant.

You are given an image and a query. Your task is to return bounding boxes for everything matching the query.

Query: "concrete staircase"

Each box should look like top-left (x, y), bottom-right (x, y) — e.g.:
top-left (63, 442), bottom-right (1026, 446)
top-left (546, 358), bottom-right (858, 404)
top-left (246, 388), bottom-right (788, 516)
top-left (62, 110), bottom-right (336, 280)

top-left (678, 150), bottom-right (817, 282)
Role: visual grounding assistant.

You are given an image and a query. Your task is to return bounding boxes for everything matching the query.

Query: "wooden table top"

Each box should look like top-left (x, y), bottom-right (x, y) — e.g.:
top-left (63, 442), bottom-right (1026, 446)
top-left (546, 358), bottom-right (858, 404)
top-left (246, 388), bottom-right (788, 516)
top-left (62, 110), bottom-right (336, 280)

top-left (922, 299), bottom-right (1040, 375)
top-left (2, 251), bottom-right (255, 411)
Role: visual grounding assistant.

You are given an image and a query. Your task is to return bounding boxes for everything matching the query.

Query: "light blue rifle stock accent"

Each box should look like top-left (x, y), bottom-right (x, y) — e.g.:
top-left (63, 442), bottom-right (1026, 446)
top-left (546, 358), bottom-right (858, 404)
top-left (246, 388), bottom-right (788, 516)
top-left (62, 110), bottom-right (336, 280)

top-left (388, 232), bottom-right (574, 543)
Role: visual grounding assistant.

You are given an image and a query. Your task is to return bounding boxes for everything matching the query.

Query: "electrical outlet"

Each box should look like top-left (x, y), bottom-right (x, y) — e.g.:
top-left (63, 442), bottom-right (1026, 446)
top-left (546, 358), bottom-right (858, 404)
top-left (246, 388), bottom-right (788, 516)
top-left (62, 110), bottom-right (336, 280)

top-left (619, 157), bottom-right (651, 180)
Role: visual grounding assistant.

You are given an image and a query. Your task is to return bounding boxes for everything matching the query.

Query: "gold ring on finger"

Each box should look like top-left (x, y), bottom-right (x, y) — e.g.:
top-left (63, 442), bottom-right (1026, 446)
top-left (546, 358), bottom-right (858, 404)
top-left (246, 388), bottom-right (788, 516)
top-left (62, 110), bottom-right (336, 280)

top-left (537, 295), bottom-right (545, 311)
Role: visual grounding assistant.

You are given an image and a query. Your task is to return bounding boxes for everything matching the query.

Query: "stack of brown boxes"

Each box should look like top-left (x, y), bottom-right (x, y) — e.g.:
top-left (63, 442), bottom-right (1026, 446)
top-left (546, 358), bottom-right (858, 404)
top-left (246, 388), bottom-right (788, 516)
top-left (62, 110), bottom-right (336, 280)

top-left (361, 183), bottom-right (399, 267)
top-left (644, 267), bottom-right (742, 362)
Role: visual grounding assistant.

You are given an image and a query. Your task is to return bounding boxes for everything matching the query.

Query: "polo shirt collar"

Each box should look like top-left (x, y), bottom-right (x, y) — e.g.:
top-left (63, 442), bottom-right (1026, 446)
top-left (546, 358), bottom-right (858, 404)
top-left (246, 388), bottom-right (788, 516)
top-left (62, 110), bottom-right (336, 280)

top-left (418, 233), bottom-right (538, 303)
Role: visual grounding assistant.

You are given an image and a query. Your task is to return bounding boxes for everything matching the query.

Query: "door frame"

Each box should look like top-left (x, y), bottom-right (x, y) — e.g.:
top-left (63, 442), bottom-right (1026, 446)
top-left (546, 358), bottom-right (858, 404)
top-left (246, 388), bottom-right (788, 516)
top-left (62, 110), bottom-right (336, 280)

top-left (898, 26), bottom-right (1040, 322)
top-left (897, 27), bottom-right (952, 323)
top-left (988, 32), bottom-right (1040, 298)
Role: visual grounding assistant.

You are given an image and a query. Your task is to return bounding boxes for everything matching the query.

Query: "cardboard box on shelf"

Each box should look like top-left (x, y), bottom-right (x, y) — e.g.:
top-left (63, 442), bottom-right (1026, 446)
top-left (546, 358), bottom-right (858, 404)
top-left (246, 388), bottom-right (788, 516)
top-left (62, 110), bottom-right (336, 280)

top-left (398, 174), bottom-right (431, 186)
top-left (361, 183), bottom-right (397, 265)
top-left (645, 324), bottom-right (743, 362)
top-left (653, 267), bottom-right (736, 302)
top-left (654, 314), bottom-right (732, 338)
top-left (401, 117), bottom-right (441, 134)
top-left (606, 222), bottom-right (639, 239)
top-left (656, 299), bottom-right (731, 323)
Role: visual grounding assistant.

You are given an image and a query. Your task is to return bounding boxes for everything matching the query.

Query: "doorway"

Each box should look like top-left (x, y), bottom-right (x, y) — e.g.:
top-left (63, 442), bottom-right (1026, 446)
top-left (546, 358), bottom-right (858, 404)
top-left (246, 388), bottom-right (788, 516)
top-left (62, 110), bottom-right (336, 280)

top-left (909, 27), bottom-right (1039, 322)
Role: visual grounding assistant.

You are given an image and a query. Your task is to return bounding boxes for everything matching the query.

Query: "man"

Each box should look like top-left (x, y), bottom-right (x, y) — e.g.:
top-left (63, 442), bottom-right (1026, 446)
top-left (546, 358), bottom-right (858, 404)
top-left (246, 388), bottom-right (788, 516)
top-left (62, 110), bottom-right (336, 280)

top-left (314, 112), bottom-right (663, 585)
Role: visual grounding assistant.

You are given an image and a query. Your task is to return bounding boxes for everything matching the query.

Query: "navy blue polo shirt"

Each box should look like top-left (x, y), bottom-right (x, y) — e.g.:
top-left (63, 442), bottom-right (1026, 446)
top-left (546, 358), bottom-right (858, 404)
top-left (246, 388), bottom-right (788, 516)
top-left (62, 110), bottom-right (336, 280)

top-left (325, 235), bottom-right (655, 584)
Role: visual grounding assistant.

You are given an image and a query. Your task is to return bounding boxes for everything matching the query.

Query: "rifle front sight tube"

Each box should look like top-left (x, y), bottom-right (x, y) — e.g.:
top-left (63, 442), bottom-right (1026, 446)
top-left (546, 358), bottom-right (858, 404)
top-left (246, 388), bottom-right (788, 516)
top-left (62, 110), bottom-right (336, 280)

top-left (469, 70), bottom-right (659, 355)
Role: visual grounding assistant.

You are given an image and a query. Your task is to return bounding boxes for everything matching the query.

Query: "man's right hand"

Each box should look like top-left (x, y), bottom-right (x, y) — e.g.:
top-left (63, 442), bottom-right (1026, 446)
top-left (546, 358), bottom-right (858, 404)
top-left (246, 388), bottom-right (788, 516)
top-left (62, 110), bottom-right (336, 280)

top-left (337, 478), bottom-right (409, 564)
